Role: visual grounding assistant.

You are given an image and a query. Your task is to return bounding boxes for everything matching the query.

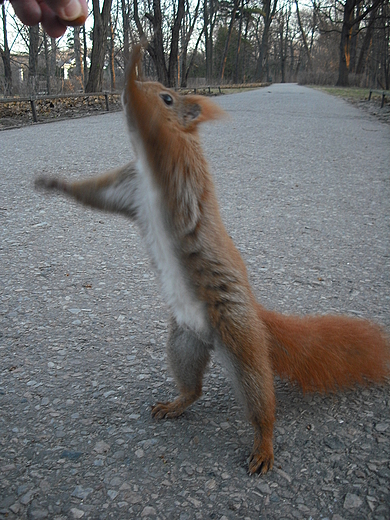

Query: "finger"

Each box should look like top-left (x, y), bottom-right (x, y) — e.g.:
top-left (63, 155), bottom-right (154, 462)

top-left (44, 0), bottom-right (88, 23)
top-left (10, 0), bottom-right (42, 26)
top-left (40, 2), bottom-right (67, 38)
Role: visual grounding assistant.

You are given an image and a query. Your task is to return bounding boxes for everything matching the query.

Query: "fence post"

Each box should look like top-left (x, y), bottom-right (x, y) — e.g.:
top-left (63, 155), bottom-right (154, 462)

top-left (30, 97), bottom-right (38, 123)
top-left (104, 92), bottom-right (109, 112)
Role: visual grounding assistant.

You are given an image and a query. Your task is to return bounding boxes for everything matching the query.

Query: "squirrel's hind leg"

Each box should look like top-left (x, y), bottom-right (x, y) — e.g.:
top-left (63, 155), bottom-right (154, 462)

top-left (152, 319), bottom-right (212, 419)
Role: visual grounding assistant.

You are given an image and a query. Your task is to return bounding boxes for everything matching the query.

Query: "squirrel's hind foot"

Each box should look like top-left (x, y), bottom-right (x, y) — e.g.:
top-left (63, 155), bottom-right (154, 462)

top-left (248, 438), bottom-right (274, 475)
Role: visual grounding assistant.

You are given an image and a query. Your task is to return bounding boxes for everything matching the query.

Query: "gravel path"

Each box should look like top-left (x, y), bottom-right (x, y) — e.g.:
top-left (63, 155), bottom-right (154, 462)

top-left (1, 83), bottom-right (389, 520)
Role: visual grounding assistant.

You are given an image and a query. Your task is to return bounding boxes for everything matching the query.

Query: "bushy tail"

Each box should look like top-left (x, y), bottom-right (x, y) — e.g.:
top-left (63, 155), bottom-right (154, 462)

top-left (257, 305), bottom-right (390, 392)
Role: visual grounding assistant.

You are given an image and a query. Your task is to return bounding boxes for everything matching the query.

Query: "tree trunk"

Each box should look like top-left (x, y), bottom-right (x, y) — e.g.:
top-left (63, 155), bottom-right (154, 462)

top-left (180, 0), bottom-right (202, 87)
top-left (74, 26), bottom-right (83, 84)
top-left (241, 13), bottom-right (250, 82)
top-left (204, 0), bottom-right (216, 83)
top-left (82, 26), bottom-right (88, 88)
top-left (295, 0), bottom-right (312, 70)
top-left (121, 0), bottom-right (130, 66)
top-left (336, 0), bottom-right (355, 86)
top-left (233, 0), bottom-right (244, 83)
top-left (1, 4), bottom-right (12, 96)
top-left (336, 0), bottom-right (381, 87)
top-left (134, 0), bottom-right (186, 87)
top-left (183, 26), bottom-right (204, 86)
top-left (219, 0), bottom-right (240, 83)
top-left (43, 31), bottom-right (51, 94)
top-left (355, 5), bottom-right (377, 75)
top-left (255, 0), bottom-right (278, 81)
top-left (349, 1), bottom-right (361, 73)
top-left (109, 15), bottom-right (116, 90)
top-left (28, 25), bottom-right (39, 94)
top-left (85, 0), bottom-right (113, 93)
top-left (167, 0), bottom-right (185, 86)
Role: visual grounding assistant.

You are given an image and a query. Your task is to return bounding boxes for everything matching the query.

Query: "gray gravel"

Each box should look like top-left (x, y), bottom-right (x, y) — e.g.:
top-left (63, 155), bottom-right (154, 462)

top-left (1, 83), bottom-right (389, 520)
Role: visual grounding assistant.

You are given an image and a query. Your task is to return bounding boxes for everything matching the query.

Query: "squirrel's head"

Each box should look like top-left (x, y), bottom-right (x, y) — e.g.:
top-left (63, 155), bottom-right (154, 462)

top-left (122, 44), bottom-right (225, 138)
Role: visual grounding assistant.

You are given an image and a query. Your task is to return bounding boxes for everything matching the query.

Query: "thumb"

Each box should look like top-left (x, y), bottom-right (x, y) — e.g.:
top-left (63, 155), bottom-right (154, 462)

top-left (45, 0), bottom-right (88, 23)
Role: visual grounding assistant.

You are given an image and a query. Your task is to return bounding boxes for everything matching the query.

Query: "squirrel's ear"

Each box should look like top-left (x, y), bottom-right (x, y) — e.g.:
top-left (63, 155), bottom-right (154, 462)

top-left (181, 95), bottom-right (226, 130)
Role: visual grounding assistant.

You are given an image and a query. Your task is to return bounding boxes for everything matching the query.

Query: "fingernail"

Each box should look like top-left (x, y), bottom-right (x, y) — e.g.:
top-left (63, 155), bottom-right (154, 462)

top-left (58, 0), bottom-right (84, 21)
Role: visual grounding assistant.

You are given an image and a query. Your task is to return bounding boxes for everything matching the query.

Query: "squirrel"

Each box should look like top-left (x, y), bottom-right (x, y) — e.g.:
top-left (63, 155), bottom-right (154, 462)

top-left (35, 44), bottom-right (390, 475)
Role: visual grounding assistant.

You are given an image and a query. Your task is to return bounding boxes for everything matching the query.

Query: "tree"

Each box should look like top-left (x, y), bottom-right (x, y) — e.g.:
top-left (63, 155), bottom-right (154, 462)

top-left (219, 0), bottom-right (241, 82)
top-left (255, 0), bottom-right (278, 81)
top-left (74, 26), bottom-right (84, 83)
top-left (134, 0), bottom-right (185, 87)
top-left (1, 3), bottom-right (12, 96)
top-left (28, 25), bottom-right (39, 94)
top-left (295, 0), bottom-right (312, 70)
top-left (85, 0), bottom-right (113, 92)
top-left (336, 0), bottom-right (382, 86)
top-left (204, 0), bottom-right (218, 83)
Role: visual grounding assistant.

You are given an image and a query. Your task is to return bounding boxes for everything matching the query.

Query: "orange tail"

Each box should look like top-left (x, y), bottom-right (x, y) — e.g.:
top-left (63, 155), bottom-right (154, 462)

top-left (258, 305), bottom-right (390, 392)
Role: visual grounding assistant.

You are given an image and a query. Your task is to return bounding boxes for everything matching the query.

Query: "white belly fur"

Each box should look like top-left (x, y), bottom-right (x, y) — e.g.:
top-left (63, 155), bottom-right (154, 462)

top-left (134, 157), bottom-right (208, 334)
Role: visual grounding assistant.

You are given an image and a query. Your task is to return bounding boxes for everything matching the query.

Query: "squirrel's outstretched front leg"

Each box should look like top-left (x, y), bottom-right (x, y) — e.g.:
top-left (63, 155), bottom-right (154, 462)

top-left (35, 163), bottom-right (138, 218)
top-left (152, 319), bottom-right (212, 419)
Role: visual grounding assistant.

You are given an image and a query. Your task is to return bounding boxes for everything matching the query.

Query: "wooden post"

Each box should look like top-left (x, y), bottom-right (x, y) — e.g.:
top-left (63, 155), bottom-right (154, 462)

top-left (30, 98), bottom-right (38, 122)
top-left (104, 92), bottom-right (109, 111)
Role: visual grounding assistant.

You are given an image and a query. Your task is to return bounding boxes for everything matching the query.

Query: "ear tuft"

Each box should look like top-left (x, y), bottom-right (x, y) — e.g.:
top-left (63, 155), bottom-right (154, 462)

top-left (182, 95), bottom-right (226, 129)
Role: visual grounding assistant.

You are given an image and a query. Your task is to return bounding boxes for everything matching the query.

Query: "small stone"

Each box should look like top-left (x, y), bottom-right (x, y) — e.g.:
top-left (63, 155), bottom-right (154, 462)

top-left (20, 488), bottom-right (39, 505)
top-left (324, 437), bottom-right (344, 450)
top-left (205, 479), bottom-right (216, 490)
top-left (71, 485), bottom-right (93, 500)
top-left (41, 397), bottom-right (49, 405)
top-left (375, 422), bottom-right (389, 432)
top-left (344, 493), bottom-right (362, 509)
top-left (141, 506), bottom-right (157, 517)
top-left (70, 508), bottom-right (85, 518)
top-left (107, 490), bottom-right (118, 500)
top-left (257, 482), bottom-right (271, 494)
top-left (29, 509), bottom-right (49, 519)
top-left (123, 491), bottom-right (142, 504)
top-left (9, 503), bottom-right (21, 514)
top-left (94, 441), bottom-right (110, 454)
top-left (61, 450), bottom-right (83, 460)
top-left (135, 448), bottom-right (144, 458)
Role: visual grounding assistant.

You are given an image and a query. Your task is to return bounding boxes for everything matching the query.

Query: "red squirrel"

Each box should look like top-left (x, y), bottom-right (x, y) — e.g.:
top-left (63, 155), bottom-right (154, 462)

top-left (35, 44), bottom-right (390, 474)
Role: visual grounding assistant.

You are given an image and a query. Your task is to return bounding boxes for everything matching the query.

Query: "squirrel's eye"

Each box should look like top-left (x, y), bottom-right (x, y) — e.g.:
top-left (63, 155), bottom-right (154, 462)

top-left (160, 93), bottom-right (173, 106)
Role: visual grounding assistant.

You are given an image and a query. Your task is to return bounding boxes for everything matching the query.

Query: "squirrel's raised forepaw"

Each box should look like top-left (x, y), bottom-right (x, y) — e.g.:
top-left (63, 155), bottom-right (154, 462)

top-left (34, 177), bottom-right (67, 192)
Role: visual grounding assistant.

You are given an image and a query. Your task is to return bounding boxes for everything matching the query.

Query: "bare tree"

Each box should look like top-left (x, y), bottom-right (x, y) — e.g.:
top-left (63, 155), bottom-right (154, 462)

top-left (295, 0), bottom-right (312, 70)
top-left (86, 0), bottom-right (113, 92)
top-left (134, 0), bottom-right (185, 87)
top-left (1, 3), bottom-right (12, 96)
top-left (255, 0), bottom-right (278, 81)
top-left (74, 26), bottom-right (84, 83)
top-left (336, 0), bottom-right (382, 86)
top-left (204, 0), bottom-right (218, 83)
top-left (219, 0), bottom-right (240, 82)
top-left (28, 25), bottom-right (39, 94)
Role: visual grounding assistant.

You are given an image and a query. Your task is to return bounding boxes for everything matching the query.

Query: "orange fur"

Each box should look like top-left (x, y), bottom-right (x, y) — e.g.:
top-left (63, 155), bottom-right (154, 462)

top-left (259, 306), bottom-right (390, 392)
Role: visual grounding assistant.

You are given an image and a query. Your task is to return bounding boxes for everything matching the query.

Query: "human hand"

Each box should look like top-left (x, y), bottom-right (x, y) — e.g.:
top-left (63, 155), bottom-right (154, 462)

top-left (9, 0), bottom-right (88, 38)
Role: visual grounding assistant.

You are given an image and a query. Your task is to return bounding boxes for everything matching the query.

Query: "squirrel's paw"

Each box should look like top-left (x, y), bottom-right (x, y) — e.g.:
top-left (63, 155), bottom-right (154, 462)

top-left (152, 392), bottom-right (200, 420)
top-left (151, 401), bottom-right (185, 419)
top-left (35, 177), bottom-right (67, 192)
top-left (248, 441), bottom-right (274, 475)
